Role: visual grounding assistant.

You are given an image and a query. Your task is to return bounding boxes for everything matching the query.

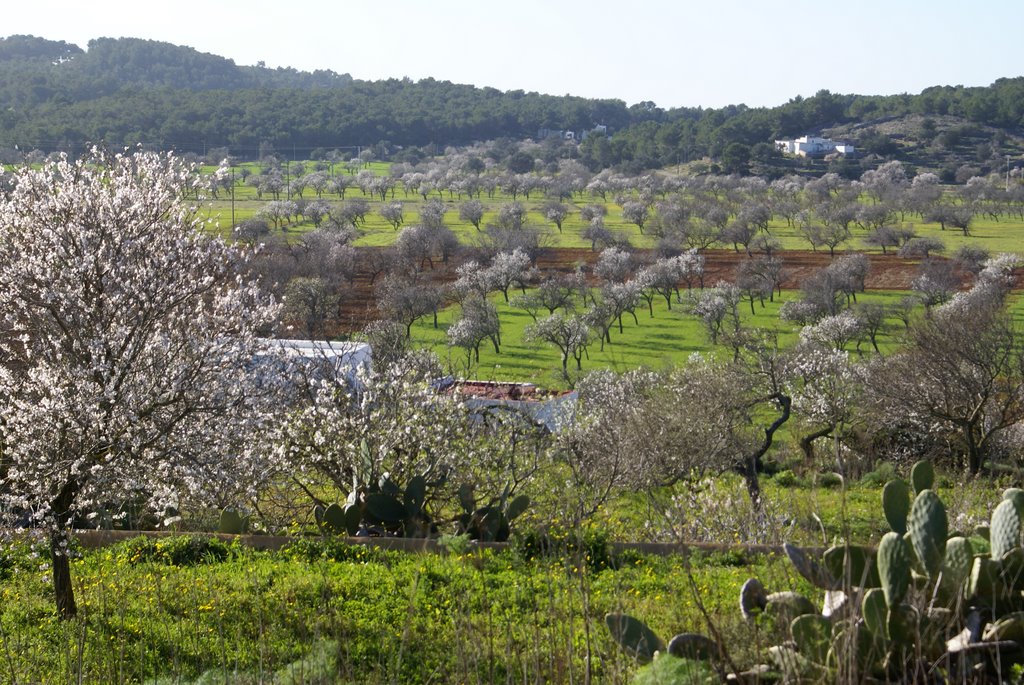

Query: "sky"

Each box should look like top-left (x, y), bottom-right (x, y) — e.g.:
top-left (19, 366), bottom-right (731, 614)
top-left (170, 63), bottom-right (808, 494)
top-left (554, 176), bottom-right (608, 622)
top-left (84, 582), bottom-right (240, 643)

top-left (5, 0), bottom-right (1023, 110)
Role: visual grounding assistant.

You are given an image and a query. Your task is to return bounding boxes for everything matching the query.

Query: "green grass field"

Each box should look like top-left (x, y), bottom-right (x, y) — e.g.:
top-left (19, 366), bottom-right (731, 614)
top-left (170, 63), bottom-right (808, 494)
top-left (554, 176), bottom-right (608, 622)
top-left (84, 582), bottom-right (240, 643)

top-left (0, 468), bottom-right (1004, 683)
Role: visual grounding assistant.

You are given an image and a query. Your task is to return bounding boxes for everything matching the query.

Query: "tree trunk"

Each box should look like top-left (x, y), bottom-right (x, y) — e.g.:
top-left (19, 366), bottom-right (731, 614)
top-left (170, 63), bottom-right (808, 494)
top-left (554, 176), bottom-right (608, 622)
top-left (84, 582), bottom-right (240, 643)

top-left (737, 393), bottom-right (791, 508)
top-left (49, 476), bottom-right (82, 619)
top-left (799, 425), bottom-right (835, 464)
top-left (50, 529), bottom-right (77, 619)
top-left (965, 424), bottom-right (984, 475)
top-left (739, 456), bottom-right (762, 508)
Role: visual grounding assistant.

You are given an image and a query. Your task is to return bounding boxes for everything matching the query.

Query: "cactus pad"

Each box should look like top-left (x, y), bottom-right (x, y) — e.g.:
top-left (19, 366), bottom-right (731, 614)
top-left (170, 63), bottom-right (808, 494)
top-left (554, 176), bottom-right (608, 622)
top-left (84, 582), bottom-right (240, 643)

top-left (740, 577), bottom-right (768, 619)
top-left (823, 544), bottom-right (880, 588)
top-left (910, 460), bottom-right (935, 493)
top-left (1004, 488), bottom-right (1024, 512)
top-left (403, 475), bottom-right (427, 515)
top-left (605, 613), bottom-right (664, 664)
top-left (365, 493), bottom-right (407, 524)
top-left (878, 532), bottom-right (911, 607)
top-left (218, 508), bottom-right (245, 535)
top-left (766, 592), bottom-right (816, 624)
top-left (784, 542), bottom-right (837, 590)
top-left (908, 490), bottom-right (947, 577)
top-left (939, 536), bottom-right (974, 600)
top-left (882, 479), bottom-right (911, 535)
top-left (967, 556), bottom-right (1001, 604)
top-left (666, 633), bottom-right (719, 661)
top-left (790, 614), bottom-right (831, 664)
top-left (991, 499), bottom-right (1022, 560)
top-left (982, 612), bottom-right (1024, 643)
top-left (322, 502), bottom-right (347, 534)
top-left (887, 603), bottom-right (919, 645)
top-left (861, 588), bottom-right (888, 636)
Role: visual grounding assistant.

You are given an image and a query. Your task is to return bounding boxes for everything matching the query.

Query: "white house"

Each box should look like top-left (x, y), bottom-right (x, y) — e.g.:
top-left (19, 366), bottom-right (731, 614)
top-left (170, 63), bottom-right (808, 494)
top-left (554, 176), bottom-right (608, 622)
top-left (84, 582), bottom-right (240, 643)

top-left (774, 136), bottom-right (855, 157)
top-left (254, 338), bottom-right (373, 388)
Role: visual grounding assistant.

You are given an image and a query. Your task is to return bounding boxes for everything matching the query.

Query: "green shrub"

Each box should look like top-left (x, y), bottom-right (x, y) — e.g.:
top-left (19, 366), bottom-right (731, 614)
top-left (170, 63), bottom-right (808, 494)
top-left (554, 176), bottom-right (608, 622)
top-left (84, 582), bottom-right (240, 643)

top-left (513, 525), bottom-right (614, 570)
top-left (113, 534), bottom-right (232, 566)
top-left (632, 655), bottom-right (717, 685)
top-left (814, 472), bottom-right (844, 489)
top-left (859, 460), bottom-right (897, 486)
top-left (772, 469), bottom-right (803, 488)
top-left (280, 536), bottom-right (395, 565)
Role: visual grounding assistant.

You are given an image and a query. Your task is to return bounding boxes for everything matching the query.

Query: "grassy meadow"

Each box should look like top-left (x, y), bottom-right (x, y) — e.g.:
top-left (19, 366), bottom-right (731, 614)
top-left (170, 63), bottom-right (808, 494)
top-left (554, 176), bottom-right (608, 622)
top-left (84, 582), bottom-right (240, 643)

top-left (1, 469), bottom-right (1007, 684)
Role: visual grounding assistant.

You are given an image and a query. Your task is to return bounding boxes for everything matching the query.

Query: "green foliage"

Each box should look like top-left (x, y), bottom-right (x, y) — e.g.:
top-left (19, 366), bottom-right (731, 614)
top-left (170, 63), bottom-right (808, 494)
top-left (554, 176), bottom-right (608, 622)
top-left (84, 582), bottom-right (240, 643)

top-left (10, 37), bottom-right (1023, 177)
top-left (771, 469), bottom-right (803, 488)
top-left (814, 472), bottom-right (844, 490)
top-left (2, 539), bottom-right (806, 683)
top-left (279, 537), bottom-right (395, 565)
top-left (513, 525), bottom-right (613, 570)
top-left (630, 654), bottom-right (718, 685)
top-left (859, 461), bottom-right (898, 487)
top-left (112, 535), bottom-right (233, 567)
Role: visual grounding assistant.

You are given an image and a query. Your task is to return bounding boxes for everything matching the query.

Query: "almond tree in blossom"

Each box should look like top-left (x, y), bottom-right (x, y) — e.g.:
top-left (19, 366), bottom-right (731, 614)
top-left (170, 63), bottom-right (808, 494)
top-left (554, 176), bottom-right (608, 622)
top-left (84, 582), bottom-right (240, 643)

top-left (0, 149), bottom-right (279, 618)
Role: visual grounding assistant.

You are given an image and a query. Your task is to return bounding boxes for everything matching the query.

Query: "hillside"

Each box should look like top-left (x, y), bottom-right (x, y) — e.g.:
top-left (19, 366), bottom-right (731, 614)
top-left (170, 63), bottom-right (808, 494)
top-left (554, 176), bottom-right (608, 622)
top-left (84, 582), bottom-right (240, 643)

top-left (0, 35), bottom-right (1022, 176)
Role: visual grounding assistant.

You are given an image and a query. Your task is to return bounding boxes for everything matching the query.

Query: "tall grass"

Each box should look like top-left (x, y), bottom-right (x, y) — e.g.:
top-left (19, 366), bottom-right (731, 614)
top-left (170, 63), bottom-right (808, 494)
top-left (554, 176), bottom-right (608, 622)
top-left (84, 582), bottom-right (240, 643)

top-left (0, 535), bottom-right (810, 684)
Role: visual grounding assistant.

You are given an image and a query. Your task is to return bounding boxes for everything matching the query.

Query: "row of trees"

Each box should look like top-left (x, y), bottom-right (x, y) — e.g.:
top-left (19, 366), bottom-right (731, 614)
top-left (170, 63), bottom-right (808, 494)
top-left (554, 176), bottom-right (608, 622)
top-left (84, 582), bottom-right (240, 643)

top-left (218, 152), bottom-right (1024, 253)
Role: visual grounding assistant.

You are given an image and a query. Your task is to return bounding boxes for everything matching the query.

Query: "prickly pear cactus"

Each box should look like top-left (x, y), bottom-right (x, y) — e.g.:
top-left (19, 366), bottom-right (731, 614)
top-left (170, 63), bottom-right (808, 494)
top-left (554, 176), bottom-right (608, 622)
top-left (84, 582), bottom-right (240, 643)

top-left (740, 577), bottom-right (768, 619)
top-left (666, 633), bottom-right (719, 661)
top-left (887, 603), bottom-right (919, 645)
top-left (218, 508), bottom-right (245, 535)
top-left (822, 544), bottom-right (880, 588)
top-left (878, 532), bottom-right (911, 607)
top-left (506, 494), bottom-right (531, 522)
top-left (364, 492), bottom-right (407, 524)
top-left (939, 536), bottom-right (974, 599)
top-left (732, 482), bottom-right (1024, 682)
top-left (982, 612), bottom-right (1024, 642)
top-left (861, 587), bottom-right (888, 637)
top-left (605, 613), bottom-right (664, 664)
top-left (967, 556), bottom-right (1001, 604)
top-left (790, 614), bottom-right (831, 665)
top-left (908, 490), bottom-right (947, 577)
top-left (765, 591), bottom-right (816, 624)
top-left (910, 460), bottom-right (934, 494)
top-left (321, 502), bottom-right (348, 535)
top-left (990, 498), bottom-right (1022, 560)
top-left (784, 542), bottom-right (836, 589)
top-left (882, 479), bottom-right (911, 535)
top-left (1003, 487), bottom-right (1024, 512)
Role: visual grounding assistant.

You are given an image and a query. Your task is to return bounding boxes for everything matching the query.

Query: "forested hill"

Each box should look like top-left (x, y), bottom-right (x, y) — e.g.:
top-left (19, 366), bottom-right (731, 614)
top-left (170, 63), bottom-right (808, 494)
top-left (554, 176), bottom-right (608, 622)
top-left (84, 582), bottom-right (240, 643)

top-left (0, 35), bottom-right (1022, 173)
